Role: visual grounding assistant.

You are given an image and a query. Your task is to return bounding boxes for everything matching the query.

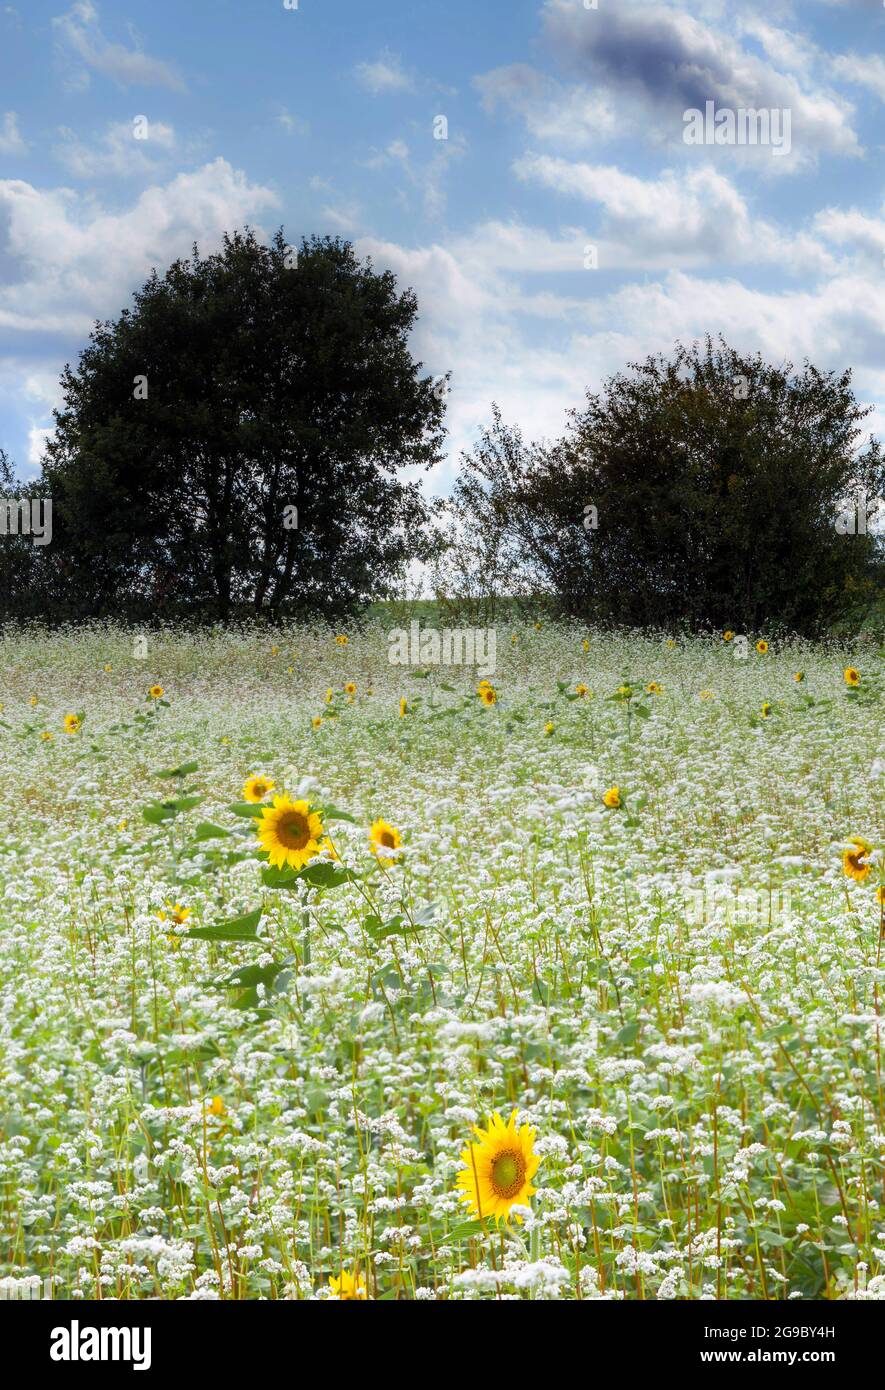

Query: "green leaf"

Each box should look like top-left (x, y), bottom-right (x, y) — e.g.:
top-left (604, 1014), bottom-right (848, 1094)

top-left (320, 805), bottom-right (358, 824)
top-left (188, 907), bottom-right (263, 942)
top-left (154, 760), bottom-right (200, 779)
top-left (228, 802), bottom-right (265, 818)
top-left (191, 822), bottom-right (231, 841)
top-left (616, 1021), bottom-right (640, 1045)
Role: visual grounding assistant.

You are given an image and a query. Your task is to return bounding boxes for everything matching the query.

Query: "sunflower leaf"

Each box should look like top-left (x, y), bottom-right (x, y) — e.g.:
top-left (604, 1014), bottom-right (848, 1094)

top-left (188, 907), bottom-right (263, 942)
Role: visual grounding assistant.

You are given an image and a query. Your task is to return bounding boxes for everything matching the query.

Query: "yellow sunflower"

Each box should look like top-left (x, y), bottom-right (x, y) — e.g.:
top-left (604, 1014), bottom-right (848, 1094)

top-left (756, 640), bottom-right (768, 655)
top-left (582, 638), bottom-right (590, 652)
top-left (256, 796), bottom-right (325, 870)
top-left (242, 774), bottom-right (275, 804)
top-left (479, 686), bottom-right (497, 706)
top-left (399, 697), bottom-right (409, 717)
top-left (843, 837), bottom-right (872, 882)
top-left (603, 785), bottom-right (621, 808)
top-left (335, 634), bottom-right (349, 646)
top-left (646, 681), bottom-right (662, 695)
top-left (575, 682), bottom-right (590, 697)
top-left (544, 721), bottom-right (555, 736)
top-left (877, 885), bottom-right (885, 907)
top-left (844, 667), bottom-right (860, 688)
top-left (63, 714), bottom-right (81, 734)
top-left (149, 685), bottom-right (164, 699)
top-left (158, 902), bottom-right (191, 927)
top-left (723, 631), bottom-right (734, 642)
top-left (311, 715), bottom-right (323, 730)
top-left (369, 818), bottom-right (402, 868)
top-left (344, 681), bottom-right (356, 697)
top-left (208, 1095), bottom-right (226, 1118)
top-left (40, 730), bottom-right (53, 742)
top-left (794, 671), bottom-right (804, 682)
top-left (456, 1110), bottom-right (541, 1225)
top-left (760, 702), bottom-right (772, 718)
top-left (328, 1269), bottom-right (366, 1300)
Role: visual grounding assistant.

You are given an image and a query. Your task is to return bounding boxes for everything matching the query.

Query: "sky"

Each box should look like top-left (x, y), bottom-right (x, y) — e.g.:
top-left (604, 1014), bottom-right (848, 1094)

top-left (1, 0), bottom-right (885, 491)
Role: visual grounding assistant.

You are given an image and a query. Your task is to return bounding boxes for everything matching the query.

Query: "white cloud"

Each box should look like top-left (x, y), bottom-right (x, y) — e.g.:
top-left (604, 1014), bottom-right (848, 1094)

top-left (514, 155), bottom-right (833, 271)
top-left (476, 65), bottom-right (616, 147)
top-left (832, 54), bottom-right (885, 104)
top-left (0, 111), bottom-right (26, 155)
top-left (0, 158), bottom-right (279, 335)
top-left (27, 426), bottom-right (53, 469)
top-left (52, 1), bottom-right (185, 91)
top-left (53, 119), bottom-right (177, 177)
top-left (539, 0), bottom-right (860, 167)
top-left (355, 50), bottom-right (413, 95)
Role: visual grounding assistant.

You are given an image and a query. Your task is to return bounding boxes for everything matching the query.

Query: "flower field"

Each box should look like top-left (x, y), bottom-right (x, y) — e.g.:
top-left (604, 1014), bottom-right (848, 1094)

top-left (1, 621), bottom-right (883, 1301)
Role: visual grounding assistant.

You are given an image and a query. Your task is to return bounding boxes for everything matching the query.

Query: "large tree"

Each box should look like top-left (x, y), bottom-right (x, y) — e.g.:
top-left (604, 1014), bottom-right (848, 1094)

top-left (40, 230), bottom-right (445, 621)
top-left (450, 338), bottom-right (884, 633)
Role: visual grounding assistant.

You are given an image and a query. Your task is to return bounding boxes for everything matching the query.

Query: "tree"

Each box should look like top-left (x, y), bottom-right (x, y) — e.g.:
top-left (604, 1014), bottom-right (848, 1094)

top-left (450, 339), bottom-right (884, 634)
top-left (40, 230), bottom-right (445, 621)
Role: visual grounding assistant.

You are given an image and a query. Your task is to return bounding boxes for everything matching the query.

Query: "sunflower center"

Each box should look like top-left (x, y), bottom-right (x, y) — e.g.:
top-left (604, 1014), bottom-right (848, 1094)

top-left (275, 810), bottom-right (312, 850)
top-left (491, 1149), bottom-right (525, 1199)
top-left (379, 831), bottom-right (396, 849)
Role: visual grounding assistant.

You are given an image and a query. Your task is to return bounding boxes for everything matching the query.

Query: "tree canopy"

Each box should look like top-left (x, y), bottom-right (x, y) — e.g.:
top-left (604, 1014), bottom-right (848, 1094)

top-left (448, 338), bottom-right (884, 634)
top-left (35, 229), bottom-right (445, 621)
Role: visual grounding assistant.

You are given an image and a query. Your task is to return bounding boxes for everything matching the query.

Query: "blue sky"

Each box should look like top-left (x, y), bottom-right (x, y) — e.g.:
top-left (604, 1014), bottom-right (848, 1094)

top-left (2, 0), bottom-right (885, 490)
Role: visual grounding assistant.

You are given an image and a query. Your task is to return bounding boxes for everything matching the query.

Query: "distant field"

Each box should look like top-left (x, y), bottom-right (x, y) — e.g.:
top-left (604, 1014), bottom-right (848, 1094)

top-left (0, 621), bottom-right (883, 1300)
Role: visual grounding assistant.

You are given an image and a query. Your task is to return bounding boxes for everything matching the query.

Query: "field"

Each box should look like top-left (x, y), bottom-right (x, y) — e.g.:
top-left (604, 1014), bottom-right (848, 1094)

top-left (0, 620), bottom-right (883, 1301)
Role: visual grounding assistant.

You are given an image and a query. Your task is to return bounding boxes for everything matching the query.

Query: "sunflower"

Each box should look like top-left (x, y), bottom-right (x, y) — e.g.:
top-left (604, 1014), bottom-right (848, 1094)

top-left (794, 671), bottom-right (805, 682)
top-left (312, 715), bottom-right (323, 730)
top-left (103, 663), bottom-right (112, 673)
top-left (149, 685), bottom-right (164, 699)
top-left (29, 695), bottom-right (38, 707)
top-left (328, 1269), bottom-right (366, 1300)
top-left (344, 681), bottom-right (356, 697)
top-left (325, 688), bottom-right (334, 704)
top-left (843, 837), bottom-right (872, 882)
top-left (63, 714), bottom-right (81, 734)
top-left (158, 902), bottom-right (191, 927)
top-left (369, 818), bottom-right (402, 868)
top-left (335, 634), bottom-right (349, 646)
top-left (844, 667), bottom-right (860, 688)
top-left (603, 785), bottom-right (621, 808)
top-left (760, 703), bottom-right (772, 718)
top-left (575, 682), bottom-right (590, 697)
top-left (242, 775), bottom-right (275, 804)
top-left (456, 1110), bottom-right (541, 1224)
top-left (544, 721), bottom-right (555, 736)
top-left (40, 730), bottom-right (53, 742)
top-left (256, 796), bottom-right (325, 870)
top-left (723, 631), bottom-right (734, 643)
top-left (699, 688), bottom-right (715, 700)
top-left (399, 697), bottom-right (409, 717)
top-left (877, 885), bottom-right (885, 907)
top-left (208, 1095), bottom-right (226, 1118)
top-left (479, 686), bottom-right (497, 706)
top-left (665, 639), bottom-right (676, 649)
top-left (756, 640), bottom-right (768, 655)
top-left (582, 638), bottom-right (590, 653)
top-left (511, 633), bottom-right (518, 645)
top-left (646, 681), bottom-right (662, 695)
